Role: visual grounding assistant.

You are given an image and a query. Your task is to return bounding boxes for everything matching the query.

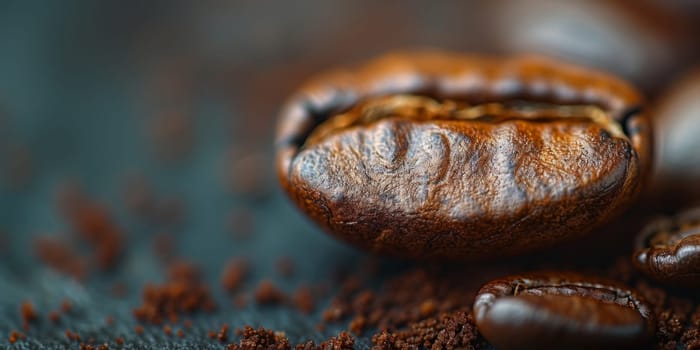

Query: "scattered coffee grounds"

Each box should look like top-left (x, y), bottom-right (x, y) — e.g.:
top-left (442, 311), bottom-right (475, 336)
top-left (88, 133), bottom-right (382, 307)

top-left (56, 186), bottom-right (125, 271)
top-left (322, 268), bottom-right (476, 333)
top-left (20, 301), bottom-right (37, 328)
top-left (135, 325), bottom-right (144, 335)
top-left (254, 279), bottom-right (286, 305)
top-left (115, 336), bottom-right (124, 345)
top-left (276, 256), bottom-right (295, 278)
top-left (225, 326), bottom-right (355, 350)
top-left (227, 326), bottom-right (291, 350)
top-left (33, 237), bottom-right (87, 280)
top-left (48, 311), bottom-right (60, 323)
top-left (79, 343), bottom-right (109, 350)
top-left (293, 285), bottom-right (315, 314)
top-left (177, 329), bottom-right (185, 338)
top-left (66, 330), bottom-right (81, 342)
top-left (318, 331), bottom-right (354, 349)
top-left (221, 258), bottom-right (249, 292)
top-left (370, 311), bottom-right (481, 350)
top-left (218, 323), bottom-right (230, 342)
top-left (163, 325), bottom-right (172, 336)
top-left (293, 331), bottom-right (356, 349)
top-left (8, 330), bottom-right (25, 344)
top-left (132, 261), bottom-right (216, 324)
top-left (61, 299), bottom-right (72, 313)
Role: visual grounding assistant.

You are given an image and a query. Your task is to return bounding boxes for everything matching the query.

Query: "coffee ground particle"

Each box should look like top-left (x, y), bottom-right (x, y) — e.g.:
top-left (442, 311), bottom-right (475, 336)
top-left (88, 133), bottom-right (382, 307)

top-left (135, 325), bottom-right (143, 335)
top-left (20, 301), bottom-right (37, 328)
top-left (115, 336), bottom-right (124, 345)
top-left (57, 188), bottom-right (125, 271)
top-left (163, 325), bottom-right (172, 336)
top-left (295, 331), bottom-right (356, 349)
top-left (61, 299), bottom-right (73, 313)
top-left (319, 331), bottom-right (354, 349)
top-left (132, 261), bottom-right (216, 324)
top-left (227, 326), bottom-right (291, 350)
top-left (177, 329), bottom-right (185, 338)
top-left (33, 237), bottom-right (87, 280)
top-left (218, 323), bottom-right (230, 342)
top-left (221, 258), bottom-right (249, 292)
top-left (293, 285), bottom-right (315, 314)
top-left (48, 311), bottom-right (60, 323)
top-left (66, 330), bottom-right (81, 342)
top-left (8, 330), bottom-right (24, 343)
top-left (254, 279), bottom-right (286, 305)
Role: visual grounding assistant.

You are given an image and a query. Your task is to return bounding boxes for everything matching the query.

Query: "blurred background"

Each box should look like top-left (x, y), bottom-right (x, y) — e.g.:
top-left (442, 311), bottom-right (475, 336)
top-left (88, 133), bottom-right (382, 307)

top-left (0, 0), bottom-right (699, 348)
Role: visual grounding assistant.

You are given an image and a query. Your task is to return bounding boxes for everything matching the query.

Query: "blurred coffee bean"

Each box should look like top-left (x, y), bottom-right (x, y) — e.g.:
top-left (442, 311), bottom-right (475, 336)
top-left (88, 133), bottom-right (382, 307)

top-left (651, 68), bottom-right (700, 201)
top-left (633, 207), bottom-right (700, 288)
top-left (492, 0), bottom-right (698, 96)
top-left (473, 272), bottom-right (655, 350)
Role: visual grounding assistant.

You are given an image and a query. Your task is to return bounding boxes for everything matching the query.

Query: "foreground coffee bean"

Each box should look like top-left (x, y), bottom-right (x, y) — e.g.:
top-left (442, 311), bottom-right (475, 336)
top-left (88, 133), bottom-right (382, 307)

top-left (473, 272), bottom-right (655, 350)
top-left (633, 207), bottom-right (700, 288)
top-left (276, 51), bottom-right (652, 260)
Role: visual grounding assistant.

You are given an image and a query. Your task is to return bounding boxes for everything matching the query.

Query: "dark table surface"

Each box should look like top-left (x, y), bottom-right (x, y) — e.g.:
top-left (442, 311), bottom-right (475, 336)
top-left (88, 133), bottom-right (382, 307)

top-left (1, 1), bottom-right (699, 349)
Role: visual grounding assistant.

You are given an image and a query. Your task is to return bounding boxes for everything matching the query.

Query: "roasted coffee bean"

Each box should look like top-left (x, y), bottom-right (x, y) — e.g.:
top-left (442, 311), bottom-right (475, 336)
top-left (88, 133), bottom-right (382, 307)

top-left (633, 207), bottom-right (700, 287)
top-left (473, 272), bottom-right (655, 350)
top-left (276, 51), bottom-right (652, 260)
